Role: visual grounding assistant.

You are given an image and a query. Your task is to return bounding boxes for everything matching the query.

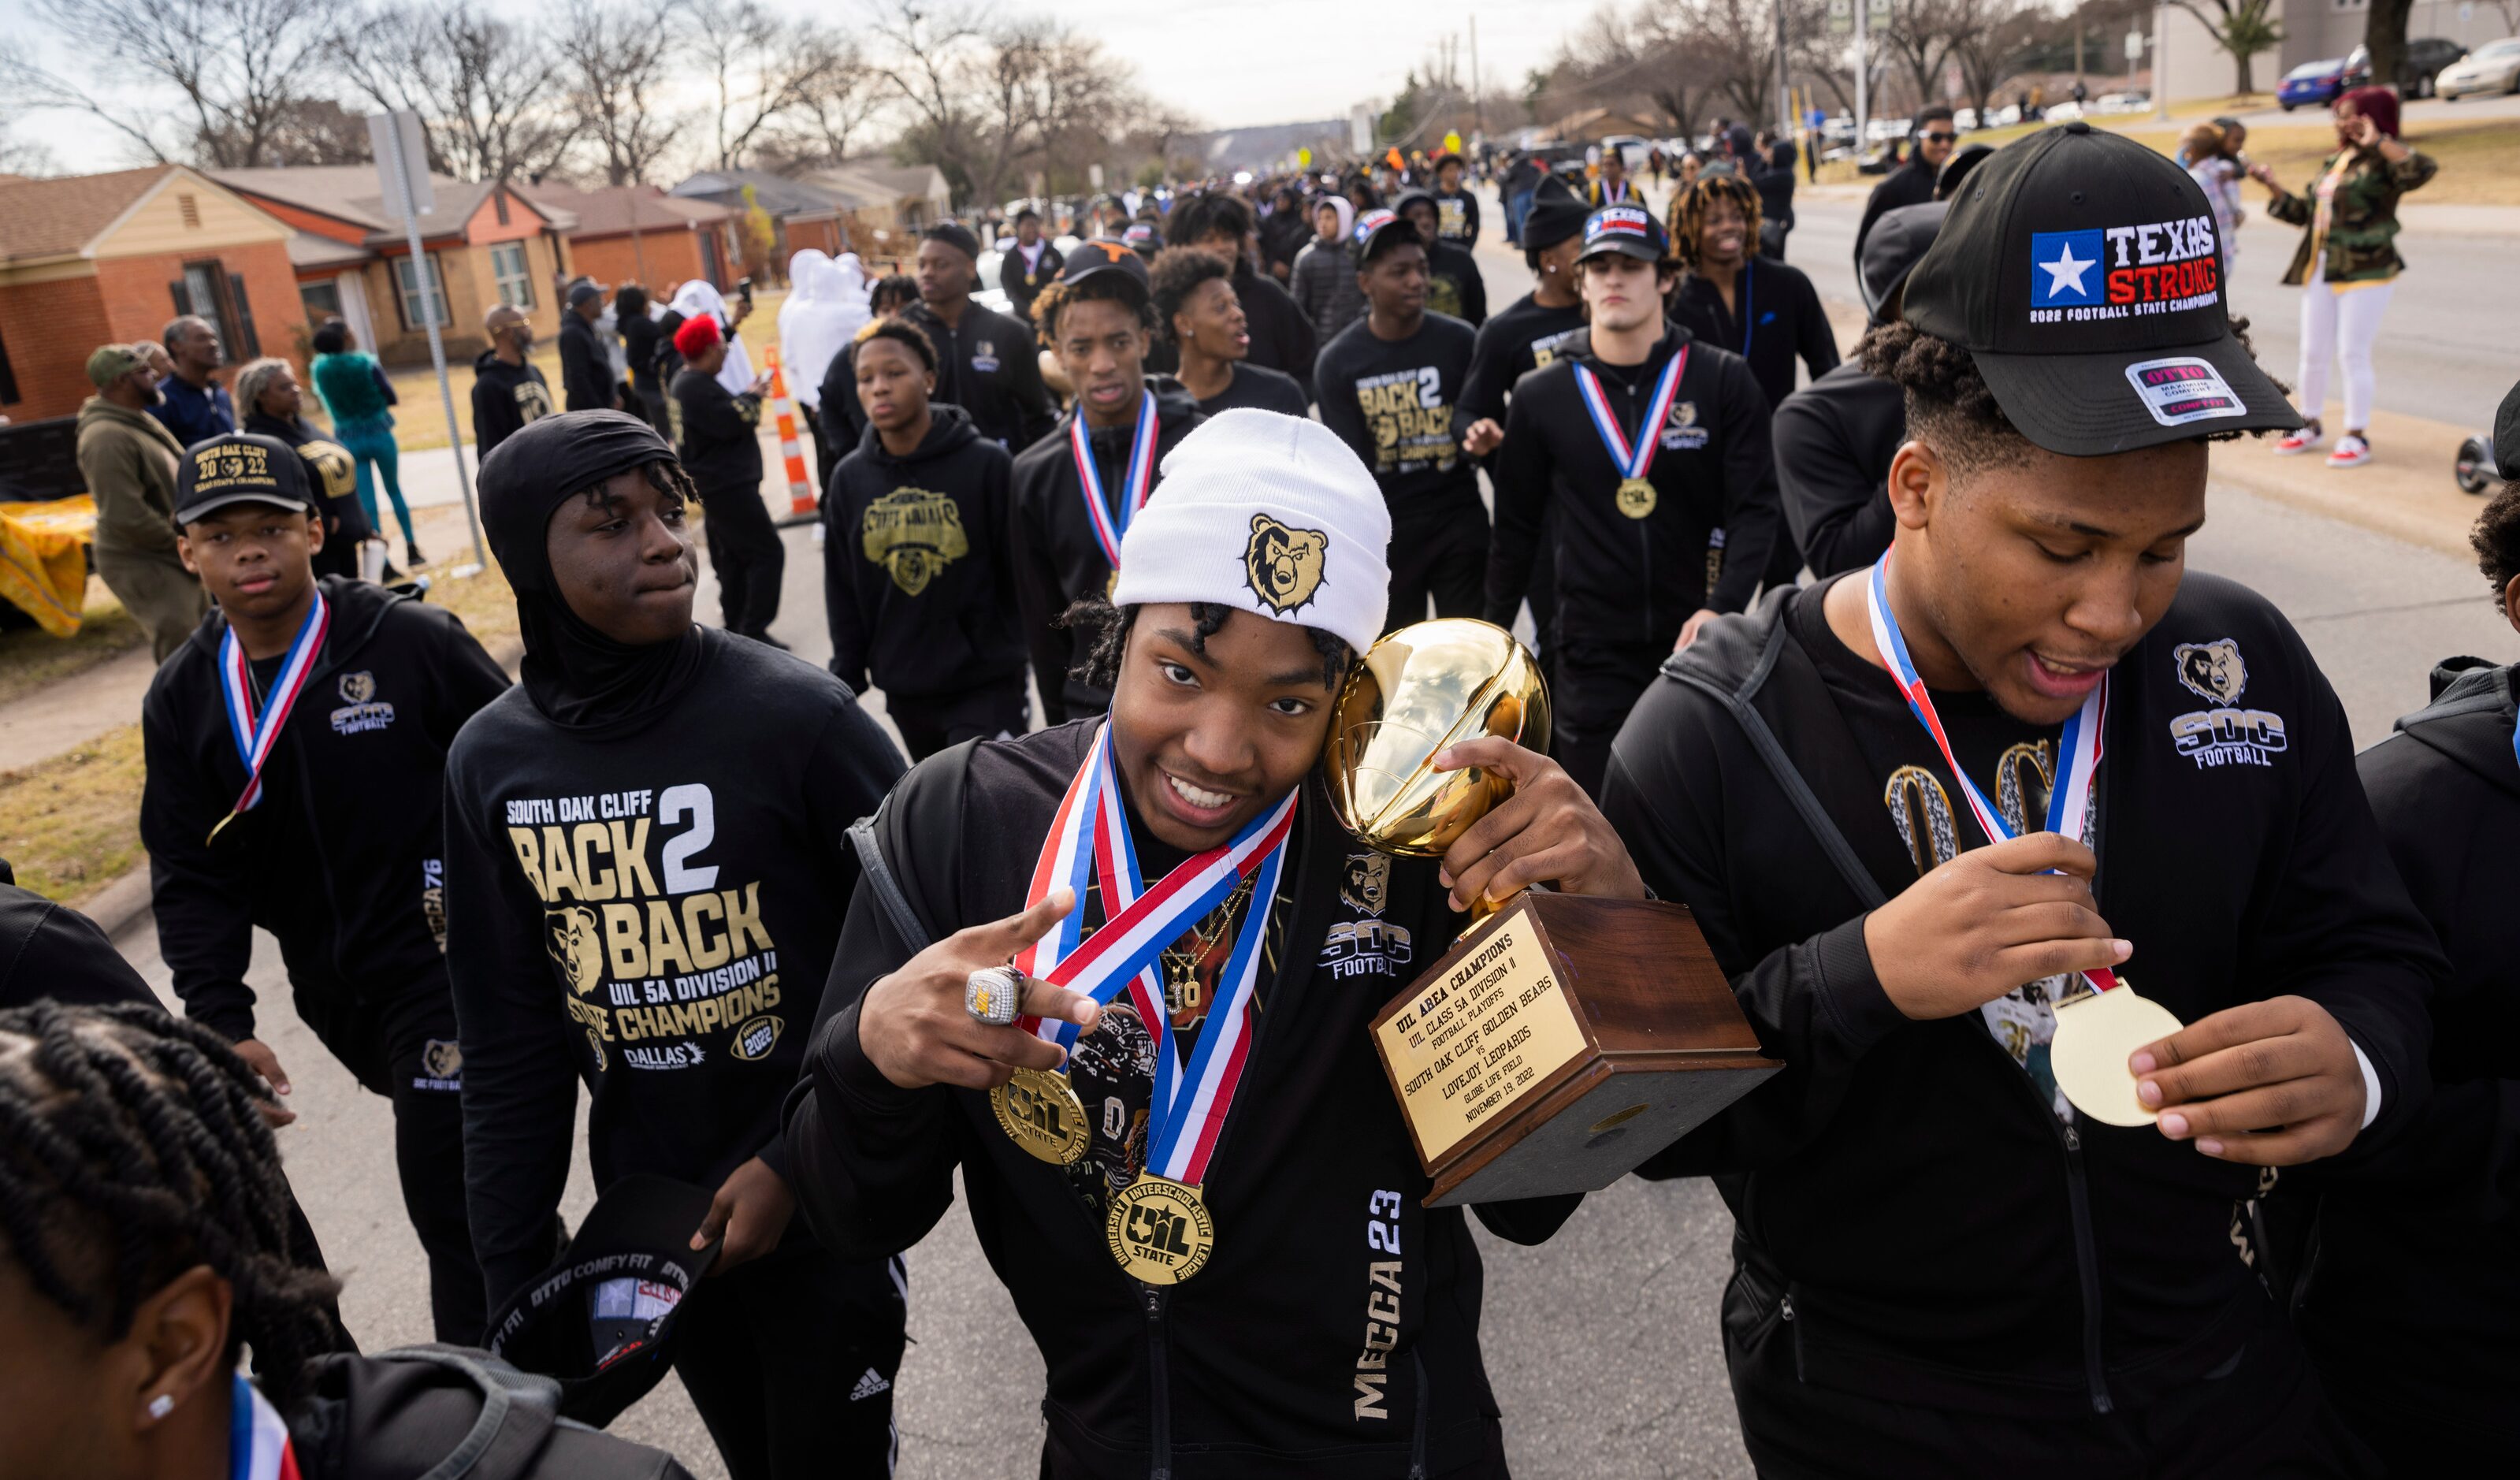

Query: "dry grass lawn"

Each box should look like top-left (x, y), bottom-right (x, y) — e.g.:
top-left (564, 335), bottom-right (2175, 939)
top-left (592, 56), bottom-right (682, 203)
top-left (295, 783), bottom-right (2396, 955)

top-left (0, 724), bottom-right (148, 906)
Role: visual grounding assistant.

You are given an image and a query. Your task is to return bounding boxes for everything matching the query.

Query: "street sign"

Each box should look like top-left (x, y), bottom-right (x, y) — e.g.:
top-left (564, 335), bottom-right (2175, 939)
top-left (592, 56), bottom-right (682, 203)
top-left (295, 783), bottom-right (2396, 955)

top-left (1443, 130), bottom-right (1463, 155)
top-left (1867, 0), bottom-right (1890, 17)
top-left (1827, 0), bottom-right (1850, 37)
top-left (2127, 29), bottom-right (2145, 62)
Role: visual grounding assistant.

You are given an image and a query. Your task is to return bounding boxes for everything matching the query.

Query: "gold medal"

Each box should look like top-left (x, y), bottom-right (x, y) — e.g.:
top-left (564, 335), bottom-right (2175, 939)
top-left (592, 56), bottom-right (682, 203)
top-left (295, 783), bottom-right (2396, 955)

top-left (2049, 980), bottom-right (2185, 1128)
top-left (1106, 1174), bottom-right (1215, 1284)
top-left (1616, 476), bottom-right (1656, 519)
top-left (991, 1065), bottom-right (1091, 1164)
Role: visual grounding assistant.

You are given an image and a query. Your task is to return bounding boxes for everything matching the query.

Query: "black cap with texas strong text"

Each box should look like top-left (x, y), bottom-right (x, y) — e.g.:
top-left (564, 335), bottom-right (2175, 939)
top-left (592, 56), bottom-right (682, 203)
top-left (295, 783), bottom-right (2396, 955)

top-left (1900, 120), bottom-right (2301, 457)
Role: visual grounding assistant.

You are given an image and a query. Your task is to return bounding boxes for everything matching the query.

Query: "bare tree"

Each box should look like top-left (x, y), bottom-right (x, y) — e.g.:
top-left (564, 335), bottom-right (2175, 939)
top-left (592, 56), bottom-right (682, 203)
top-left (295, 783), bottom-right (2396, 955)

top-left (559, 0), bottom-right (689, 186)
top-left (865, 0), bottom-right (987, 192)
top-left (1879, 0), bottom-right (1969, 116)
top-left (762, 46), bottom-right (885, 169)
top-left (685, 0), bottom-right (851, 171)
top-left (334, 4), bottom-right (577, 180)
top-left (1947, 0), bottom-right (2035, 124)
top-left (22, 0), bottom-right (348, 166)
top-left (201, 98), bottom-right (374, 167)
top-left (0, 43), bottom-right (61, 175)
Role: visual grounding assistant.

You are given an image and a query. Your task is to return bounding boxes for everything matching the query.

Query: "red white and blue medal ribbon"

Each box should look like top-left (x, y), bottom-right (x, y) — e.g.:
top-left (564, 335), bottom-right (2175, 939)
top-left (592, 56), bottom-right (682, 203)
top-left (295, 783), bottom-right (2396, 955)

top-left (213, 589), bottom-right (329, 833)
top-left (230, 1373), bottom-right (302, 1480)
top-left (1015, 724), bottom-right (1298, 1088)
top-left (1070, 389), bottom-right (1160, 571)
top-left (1572, 347), bottom-right (1688, 486)
top-left (1863, 552), bottom-right (2120, 994)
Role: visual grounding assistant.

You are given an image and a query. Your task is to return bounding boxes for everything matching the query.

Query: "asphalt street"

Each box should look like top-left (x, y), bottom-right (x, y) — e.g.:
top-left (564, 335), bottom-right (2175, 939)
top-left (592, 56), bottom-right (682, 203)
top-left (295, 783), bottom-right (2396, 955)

top-left (101, 182), bottom-right (2514, 1479)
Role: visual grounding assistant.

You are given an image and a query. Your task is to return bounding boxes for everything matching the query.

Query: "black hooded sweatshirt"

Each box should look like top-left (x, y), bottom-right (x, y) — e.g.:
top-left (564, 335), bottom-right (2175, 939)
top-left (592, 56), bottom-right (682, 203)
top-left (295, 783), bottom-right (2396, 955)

top-left (820, 403), bottom-right (1024, 701)
top-left (1482, 324), bottom-right (1778, 648)
top-left (2299, 656), bottom-right (2520, 1457)
top-left (558, 311), bottom-right (617, 413)
top-left (1009, 385), bottom-right (1204, 723)
top-left (1229, 258), bottom-right (1320, 396)
top-left (141, 576), bottom-right (511, 1044)
top-left (470, 351), bottom-right (553, 461)
top-left (1461, 292), bottom-right (1588, 433)
top-left (904, 298), bottom-right (1057, 451)
top-left (1774, 361), bottom-right (1904, 578)
top-left (1665, 256), bottom-right (1839, 418)
top-left (1600, 573), bottom-right (2438, 1420)
top-left (668, 366), bottom-right (761, 493)
top-left (782, 722), bottom-right (1578, 1479)
top-left (447, 411), bottom-right (908, 1309)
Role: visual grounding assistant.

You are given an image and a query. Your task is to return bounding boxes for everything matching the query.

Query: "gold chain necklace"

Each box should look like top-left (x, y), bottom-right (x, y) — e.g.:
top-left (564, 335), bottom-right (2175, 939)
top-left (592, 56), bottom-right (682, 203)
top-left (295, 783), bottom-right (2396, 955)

top-left (1160, 873), bottom-right (1255, 1017)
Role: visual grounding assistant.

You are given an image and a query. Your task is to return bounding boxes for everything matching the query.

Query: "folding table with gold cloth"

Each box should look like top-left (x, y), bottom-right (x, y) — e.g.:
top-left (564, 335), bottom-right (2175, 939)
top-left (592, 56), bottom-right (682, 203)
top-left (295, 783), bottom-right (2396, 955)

top-left (0, 495), bottom-right (99, 637)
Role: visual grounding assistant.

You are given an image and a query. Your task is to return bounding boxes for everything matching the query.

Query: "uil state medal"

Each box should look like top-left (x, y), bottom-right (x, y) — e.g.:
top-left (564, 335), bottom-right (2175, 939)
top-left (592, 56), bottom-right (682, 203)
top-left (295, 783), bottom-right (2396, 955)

top-left (1106, 1175), bottom-right (1215, 1284)
top-left (991, 1065), bottom-right (1091, 1164)
top-left (1616, 476), bottom-right (1657, 519)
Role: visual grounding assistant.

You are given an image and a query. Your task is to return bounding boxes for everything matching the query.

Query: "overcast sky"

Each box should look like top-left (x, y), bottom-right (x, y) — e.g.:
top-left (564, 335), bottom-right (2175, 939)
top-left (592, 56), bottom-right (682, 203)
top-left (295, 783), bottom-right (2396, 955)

top-left (2, 0), bottom-right (1612, 177)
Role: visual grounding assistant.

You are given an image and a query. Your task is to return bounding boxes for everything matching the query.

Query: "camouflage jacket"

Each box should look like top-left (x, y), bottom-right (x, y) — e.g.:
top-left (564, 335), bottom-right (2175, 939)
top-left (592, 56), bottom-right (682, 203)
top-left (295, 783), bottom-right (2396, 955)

top-left (2265, 145), bottom-right (2437, 286)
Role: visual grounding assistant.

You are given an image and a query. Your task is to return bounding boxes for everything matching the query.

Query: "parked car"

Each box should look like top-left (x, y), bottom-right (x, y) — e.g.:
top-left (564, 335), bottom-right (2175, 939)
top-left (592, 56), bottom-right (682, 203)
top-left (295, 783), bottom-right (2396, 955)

top-left (2394, 36), bottom-right (2470, 96)
top-left (2278, 56), bottom-right (2360, 110)
top-left (2439, 36), bottom-right (2520, 99)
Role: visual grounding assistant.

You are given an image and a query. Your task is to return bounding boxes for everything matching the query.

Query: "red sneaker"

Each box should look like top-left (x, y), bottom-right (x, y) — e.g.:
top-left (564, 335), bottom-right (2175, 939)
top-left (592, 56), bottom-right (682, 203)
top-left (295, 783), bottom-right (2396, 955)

top-left (2273, 427), bottom-right (2324, 456)
top-left (2326, 435), bottom-right (2372, 469)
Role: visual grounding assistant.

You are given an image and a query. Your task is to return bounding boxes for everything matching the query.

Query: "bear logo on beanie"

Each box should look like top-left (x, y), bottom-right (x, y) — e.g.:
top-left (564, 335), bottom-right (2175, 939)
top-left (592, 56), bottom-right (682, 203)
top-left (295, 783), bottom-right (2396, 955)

top-left (1243, 514), bottom-right (1327, 615)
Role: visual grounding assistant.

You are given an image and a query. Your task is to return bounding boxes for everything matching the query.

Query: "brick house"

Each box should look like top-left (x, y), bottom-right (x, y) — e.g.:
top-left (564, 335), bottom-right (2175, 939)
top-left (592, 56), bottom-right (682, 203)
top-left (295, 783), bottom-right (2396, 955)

top-left (667, 164), bottom-right (952, 281)
top-left (516, 182), bottom-right (738, 298)
top-left (0, 165), bottom-right (305, 425)
top-left (212, 165), bottom-right (578, 367)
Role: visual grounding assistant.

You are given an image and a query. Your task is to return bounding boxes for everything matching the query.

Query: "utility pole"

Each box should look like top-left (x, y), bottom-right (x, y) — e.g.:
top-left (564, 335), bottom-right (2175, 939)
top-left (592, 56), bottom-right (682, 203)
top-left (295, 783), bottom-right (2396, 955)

top-left (1775, 0), bottom-right (1792, 137)
top-left (1470, 16), bottom-right (1484, 139)
top-left (1855, 0), bottom-right (1870, 150)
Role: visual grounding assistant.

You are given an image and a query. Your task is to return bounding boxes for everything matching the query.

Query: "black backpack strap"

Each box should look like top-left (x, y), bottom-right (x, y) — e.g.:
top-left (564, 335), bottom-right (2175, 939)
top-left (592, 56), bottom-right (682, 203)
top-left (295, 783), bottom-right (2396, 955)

top-left (1656, 616), bottom-right (1889, 911)
top-left (848, 805), bottom-right (933, 953)
top-left (354, 1345), bottom-right (558, 1480)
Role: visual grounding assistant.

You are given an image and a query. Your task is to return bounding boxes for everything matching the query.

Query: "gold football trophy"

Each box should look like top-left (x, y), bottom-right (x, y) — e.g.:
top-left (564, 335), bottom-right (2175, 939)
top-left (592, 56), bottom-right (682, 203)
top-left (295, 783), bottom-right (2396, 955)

top-left (1327, 619), bottom-right (1780, 1207)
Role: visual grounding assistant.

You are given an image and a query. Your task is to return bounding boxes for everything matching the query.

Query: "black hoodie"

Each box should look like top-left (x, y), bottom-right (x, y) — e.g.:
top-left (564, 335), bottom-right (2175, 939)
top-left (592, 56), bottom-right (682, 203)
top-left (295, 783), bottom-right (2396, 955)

top-left (1009, 385), bottom-right (1205, 723)
top-left (141, 576), bottom-right (511, 1043)
top-left (1601, 574), bottom-right (2438, 1419)
top-left (1482, 324), bottom-right (1778, 647)
top-left (1230, 258), bottom-right (1320, 396)
top-left (782, 722), bottom-right (1577, 1479)
top-left (821, 403), bottom-right (1025, 700)
top-left (2302, 656), bottom-right (2520, 1456)
top-left (668, 366), bottom-right (761, 493)
top-left (470, 351), bottom-right (553, 461)
top-left (903, 299), bottom-right (1057, 451)
top-left (1773, 360), bottom-right (1904, 578)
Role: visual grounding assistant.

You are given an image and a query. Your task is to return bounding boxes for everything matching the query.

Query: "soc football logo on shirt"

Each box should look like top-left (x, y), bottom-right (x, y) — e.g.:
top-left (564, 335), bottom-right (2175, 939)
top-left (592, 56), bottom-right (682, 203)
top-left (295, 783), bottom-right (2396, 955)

top-left (2031, 230), bottom-right (2105, 309)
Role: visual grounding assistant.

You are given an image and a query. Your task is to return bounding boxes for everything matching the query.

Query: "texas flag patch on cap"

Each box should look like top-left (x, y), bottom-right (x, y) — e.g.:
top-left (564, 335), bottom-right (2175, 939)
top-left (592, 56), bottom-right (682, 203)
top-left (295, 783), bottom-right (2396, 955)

top-left (1352, 208), bottom-right (1398, 246)
top-left (1588, 206), bottom-right (1652, 240)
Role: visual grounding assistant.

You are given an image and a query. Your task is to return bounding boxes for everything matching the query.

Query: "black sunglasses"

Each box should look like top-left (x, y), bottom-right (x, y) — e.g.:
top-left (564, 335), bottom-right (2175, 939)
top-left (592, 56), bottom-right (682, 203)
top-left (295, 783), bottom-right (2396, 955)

top-left (1921, 131), bottom-right (1959, 143)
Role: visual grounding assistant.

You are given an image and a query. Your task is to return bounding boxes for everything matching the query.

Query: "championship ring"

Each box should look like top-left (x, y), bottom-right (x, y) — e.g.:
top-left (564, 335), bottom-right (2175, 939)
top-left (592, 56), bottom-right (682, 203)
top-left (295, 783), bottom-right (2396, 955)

top-left (992, 1065), bottom-right (1091, 1164)
top-left (1616, 477), bottom-right (1657, 519)
top-left (965, 965), bottom-right (1023, 1027)
top-left (1106, 1174), bottom-right (1215, 1284)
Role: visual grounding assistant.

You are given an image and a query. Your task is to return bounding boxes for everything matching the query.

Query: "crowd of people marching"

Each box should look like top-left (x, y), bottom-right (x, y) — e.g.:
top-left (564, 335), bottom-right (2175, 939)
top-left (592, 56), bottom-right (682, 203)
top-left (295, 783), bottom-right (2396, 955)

top-left (23, 88), bottom-right (2511, 1480)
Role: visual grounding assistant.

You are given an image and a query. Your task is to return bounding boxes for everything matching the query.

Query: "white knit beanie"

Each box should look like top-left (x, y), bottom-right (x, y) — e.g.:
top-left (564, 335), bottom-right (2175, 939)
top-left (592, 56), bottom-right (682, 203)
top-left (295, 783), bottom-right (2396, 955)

top-left (1111, 408), bottom-right (1391, 656)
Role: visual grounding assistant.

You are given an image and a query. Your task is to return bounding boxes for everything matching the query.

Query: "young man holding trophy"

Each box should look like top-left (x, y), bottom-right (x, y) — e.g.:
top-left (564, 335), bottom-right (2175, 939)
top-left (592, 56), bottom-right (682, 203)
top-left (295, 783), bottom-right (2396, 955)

top-left (783, 408), bottom-right (1641, 1478)
top-left (1603, 125), bottom-right (2440, 1474)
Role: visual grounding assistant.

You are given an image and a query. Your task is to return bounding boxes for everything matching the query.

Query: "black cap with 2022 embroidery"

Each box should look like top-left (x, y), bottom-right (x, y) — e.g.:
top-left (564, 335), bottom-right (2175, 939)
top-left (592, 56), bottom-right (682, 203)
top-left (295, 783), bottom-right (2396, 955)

top-left (1900, 121), bottom-right (2301, 457)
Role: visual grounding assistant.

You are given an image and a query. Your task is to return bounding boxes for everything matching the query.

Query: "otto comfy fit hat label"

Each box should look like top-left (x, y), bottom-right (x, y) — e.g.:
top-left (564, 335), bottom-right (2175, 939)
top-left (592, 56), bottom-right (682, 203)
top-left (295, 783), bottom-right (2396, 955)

top-left (2124, 357), bottom-right (2246, 428)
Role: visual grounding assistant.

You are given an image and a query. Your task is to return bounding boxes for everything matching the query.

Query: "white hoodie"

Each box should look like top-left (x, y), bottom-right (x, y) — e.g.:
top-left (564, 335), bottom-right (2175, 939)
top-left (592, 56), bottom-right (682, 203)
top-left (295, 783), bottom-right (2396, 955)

top-left (669, 279), bottom-right (753, 397)
top-left (778, 251), bottom-right (852, 410)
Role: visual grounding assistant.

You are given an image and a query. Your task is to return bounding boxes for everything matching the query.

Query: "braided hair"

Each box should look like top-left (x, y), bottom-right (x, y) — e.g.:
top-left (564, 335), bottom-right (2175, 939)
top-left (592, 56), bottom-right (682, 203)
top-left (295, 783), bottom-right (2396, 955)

top-left (1667, 175), bottom-right (1763, 273)
top-left (0, 1002), bottom-right (341, 1411)
top-left (1061, 597), bottom-right (1352, 693)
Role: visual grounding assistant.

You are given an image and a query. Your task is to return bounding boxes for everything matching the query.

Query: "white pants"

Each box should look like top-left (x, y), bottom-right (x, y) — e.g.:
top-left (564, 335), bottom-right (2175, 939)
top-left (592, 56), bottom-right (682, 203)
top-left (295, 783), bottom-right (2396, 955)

top-left (2295, 275), bottom-right (2395, 433)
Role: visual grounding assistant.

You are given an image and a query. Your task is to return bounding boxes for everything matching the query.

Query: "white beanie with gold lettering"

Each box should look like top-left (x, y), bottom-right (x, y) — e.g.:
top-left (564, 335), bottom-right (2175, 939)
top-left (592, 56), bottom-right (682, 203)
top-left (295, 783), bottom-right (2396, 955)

top-left (1110, 408), bottom-right (1392, 656)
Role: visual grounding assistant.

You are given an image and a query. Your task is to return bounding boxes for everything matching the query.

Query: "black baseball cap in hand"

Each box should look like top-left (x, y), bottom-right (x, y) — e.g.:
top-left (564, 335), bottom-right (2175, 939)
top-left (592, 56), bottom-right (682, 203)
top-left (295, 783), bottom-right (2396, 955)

top-left (173, 433), bottom-right (320, 525)
top-left (484, 1174), bottom-right (720, 1426)
top-left (1900, 121), bottom-right (2300, 456)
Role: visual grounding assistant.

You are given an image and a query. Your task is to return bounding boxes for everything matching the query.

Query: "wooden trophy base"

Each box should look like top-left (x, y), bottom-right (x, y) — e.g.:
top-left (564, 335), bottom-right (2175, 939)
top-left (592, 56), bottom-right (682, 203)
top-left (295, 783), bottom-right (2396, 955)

top-left (1370, 892), bottom-right (1778, 1208)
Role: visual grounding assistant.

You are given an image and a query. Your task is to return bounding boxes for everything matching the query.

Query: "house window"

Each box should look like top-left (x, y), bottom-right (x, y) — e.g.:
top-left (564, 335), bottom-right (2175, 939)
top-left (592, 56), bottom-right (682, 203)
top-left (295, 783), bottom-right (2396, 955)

top-left (300, 280), bottom-right (343, 325)
top-left (395, 253), bottom-right (452, 329)
top-left (168, 262), bottom-right (260, 362)
top-left (0, 326), bottom-right (19, 405)
top-left (489, 241), bottom-right (534, 309)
